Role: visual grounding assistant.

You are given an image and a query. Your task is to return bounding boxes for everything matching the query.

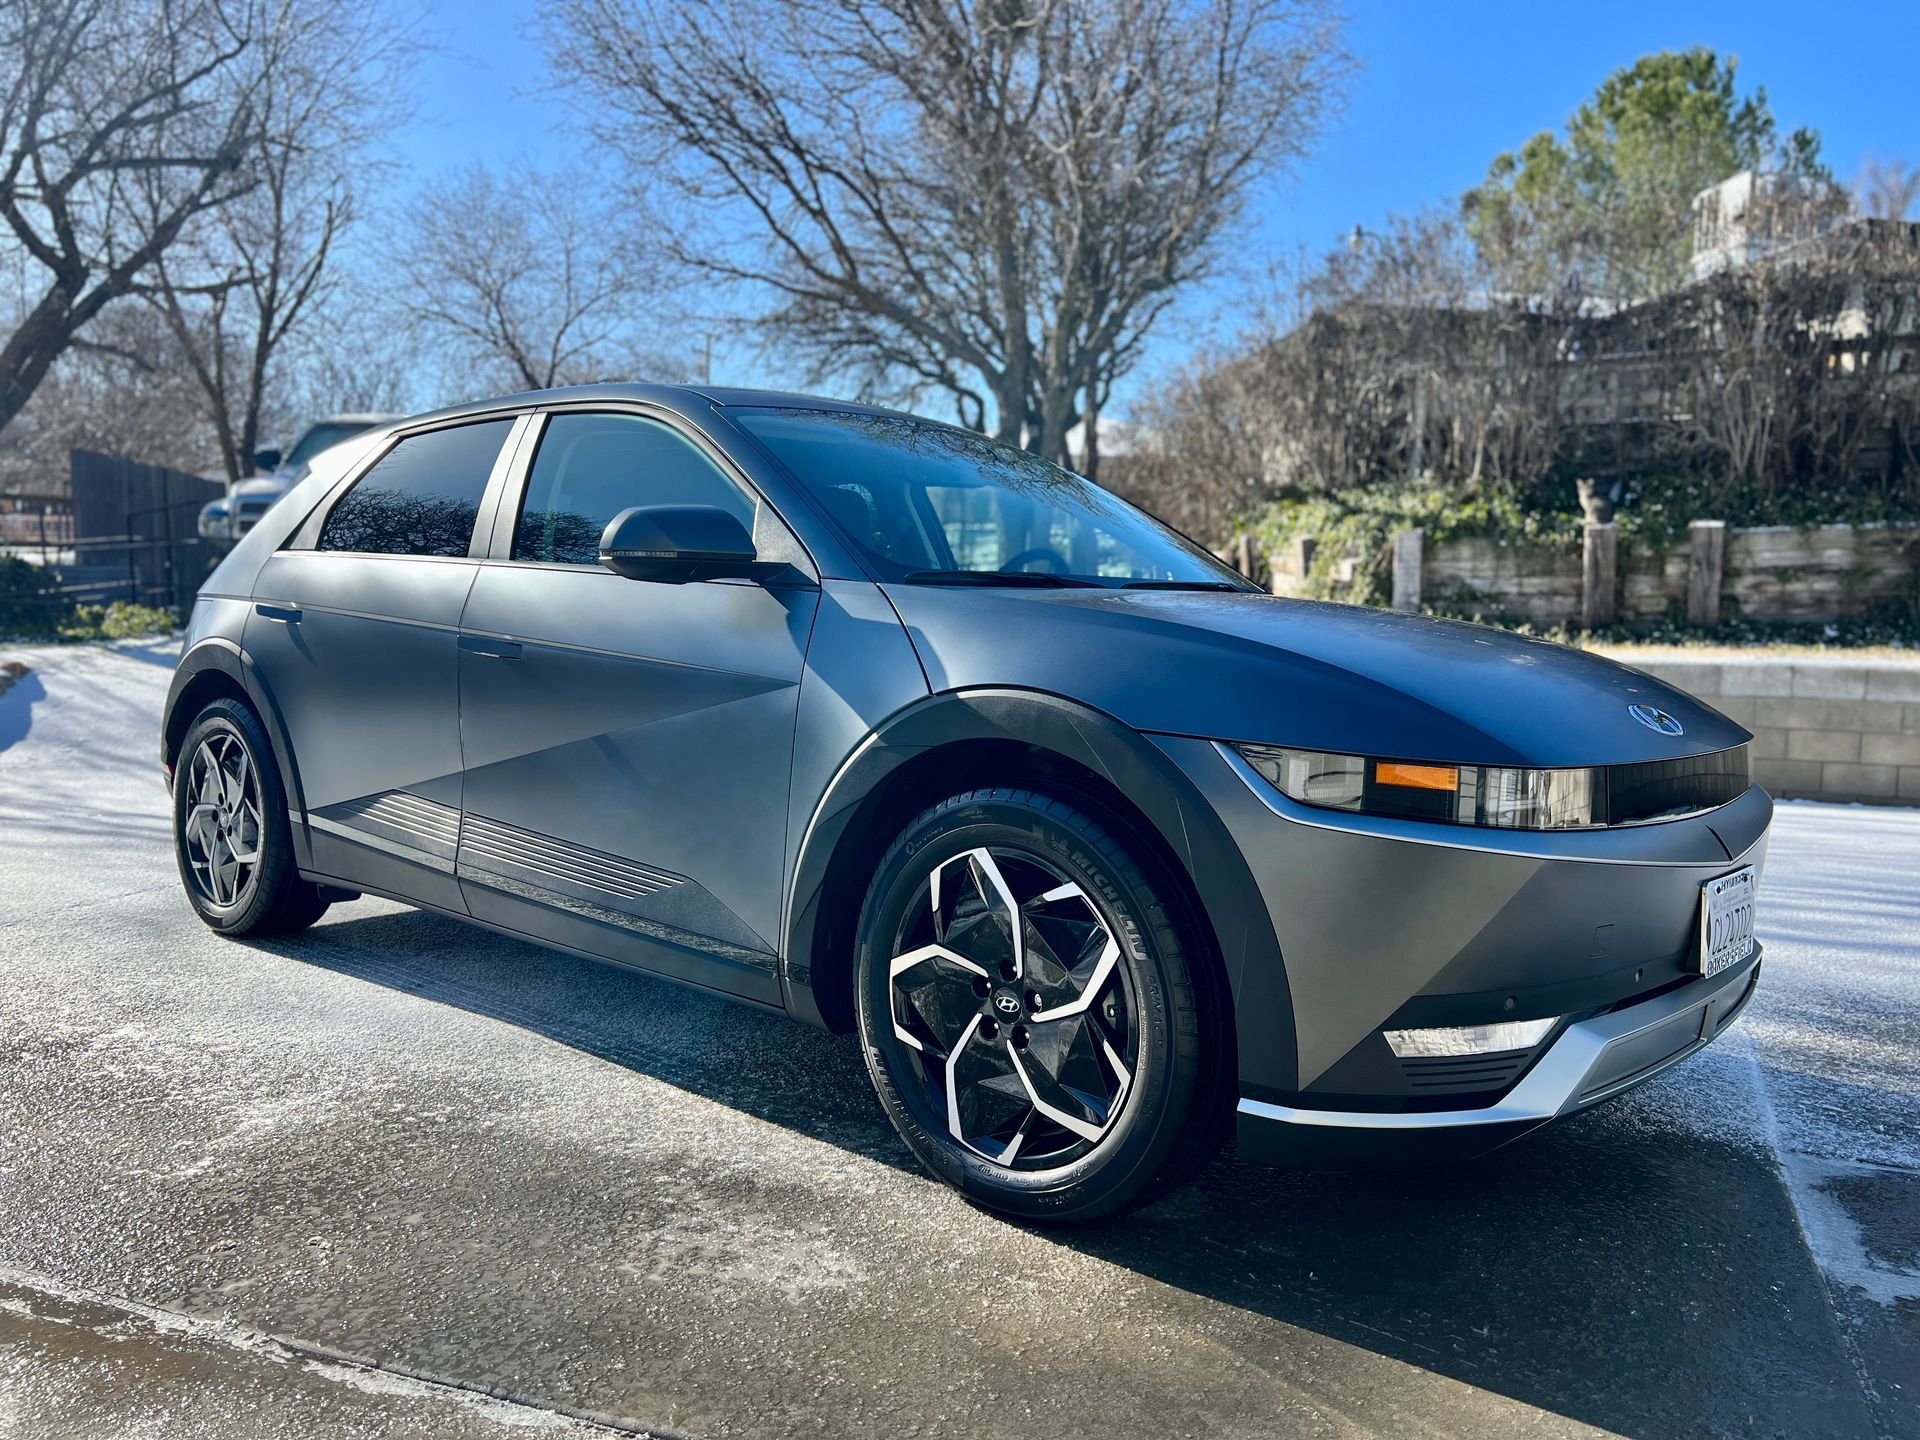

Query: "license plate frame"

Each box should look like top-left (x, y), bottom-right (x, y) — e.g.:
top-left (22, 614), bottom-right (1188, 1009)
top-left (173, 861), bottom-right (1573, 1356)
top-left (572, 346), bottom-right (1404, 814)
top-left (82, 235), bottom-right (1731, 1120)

top-left (1698, 865), bottom-right (1757, 977)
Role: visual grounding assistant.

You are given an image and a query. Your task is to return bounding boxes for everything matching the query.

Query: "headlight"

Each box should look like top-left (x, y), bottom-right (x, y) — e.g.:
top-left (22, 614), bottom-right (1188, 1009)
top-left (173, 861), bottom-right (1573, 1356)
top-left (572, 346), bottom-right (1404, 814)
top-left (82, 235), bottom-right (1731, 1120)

top-left (198, 503), bottom-right (231, 541)
top-left (1234, 744), bottom-right (1602, 831)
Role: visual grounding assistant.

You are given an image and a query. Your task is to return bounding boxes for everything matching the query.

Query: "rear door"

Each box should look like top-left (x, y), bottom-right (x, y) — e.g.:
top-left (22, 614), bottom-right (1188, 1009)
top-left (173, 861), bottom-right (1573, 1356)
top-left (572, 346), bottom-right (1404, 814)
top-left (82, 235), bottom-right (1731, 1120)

top-left (245, 415), bottom-right (525, 911)
top-left (454, 407), bottom-right (819, 1002)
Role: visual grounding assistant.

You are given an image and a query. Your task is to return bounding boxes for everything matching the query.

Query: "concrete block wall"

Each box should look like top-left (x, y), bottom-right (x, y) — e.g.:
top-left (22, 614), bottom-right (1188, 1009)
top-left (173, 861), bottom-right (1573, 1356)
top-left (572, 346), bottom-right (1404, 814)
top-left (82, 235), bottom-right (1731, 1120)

top-left (1600, 652), bottom-right (1920, 804)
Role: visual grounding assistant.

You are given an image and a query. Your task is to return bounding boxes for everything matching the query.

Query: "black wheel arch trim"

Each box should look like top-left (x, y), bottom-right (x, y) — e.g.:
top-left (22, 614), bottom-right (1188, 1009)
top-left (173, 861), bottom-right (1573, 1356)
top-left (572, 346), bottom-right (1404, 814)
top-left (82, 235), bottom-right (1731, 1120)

top-left (780, 686), bottom-right (1295, 1092)
top-left (163, 636), bottom-right (312, 867)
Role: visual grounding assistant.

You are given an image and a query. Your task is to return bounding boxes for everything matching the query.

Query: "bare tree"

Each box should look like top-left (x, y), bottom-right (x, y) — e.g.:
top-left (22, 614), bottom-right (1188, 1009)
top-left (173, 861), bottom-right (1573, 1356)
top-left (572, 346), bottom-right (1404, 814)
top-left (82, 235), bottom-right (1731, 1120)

top-left (0, 0), bottom-right (275, 437)
top-left (1132, 195), bottom-right (1920, 556)
top-left (142, 0), bottom-right (417, 482)
top-left (271, 303), bottom-right (421, 422)
top-left (0, 302), bottom-right (219, 492)
top-left (395, 161), bottom-right (676, 392)
top-left (1665, 220), bottom-right (1920, 499)
top-left (1858, 155), bottom-right (1920, 222)
top-left (546, 0), bottom-right (1349, 466)
top-left (1128, 209), bottom-right (1578, 532)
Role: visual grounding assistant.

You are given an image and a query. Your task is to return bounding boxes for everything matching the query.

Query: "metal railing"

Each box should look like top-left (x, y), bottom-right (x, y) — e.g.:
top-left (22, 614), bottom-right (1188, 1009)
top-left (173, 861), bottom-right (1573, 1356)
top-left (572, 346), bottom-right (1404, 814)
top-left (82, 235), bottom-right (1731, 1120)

top-left (0, 496), bottom-right (216, 624)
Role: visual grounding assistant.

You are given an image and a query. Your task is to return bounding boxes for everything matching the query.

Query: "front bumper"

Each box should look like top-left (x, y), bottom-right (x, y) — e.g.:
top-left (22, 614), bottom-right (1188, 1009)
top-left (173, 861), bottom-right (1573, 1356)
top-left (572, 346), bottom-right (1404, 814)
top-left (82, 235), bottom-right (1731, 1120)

top-left (1147, 734), bottom-right (1772, 1161)
top-left (1235, 946), bottom-right (1762, 1167)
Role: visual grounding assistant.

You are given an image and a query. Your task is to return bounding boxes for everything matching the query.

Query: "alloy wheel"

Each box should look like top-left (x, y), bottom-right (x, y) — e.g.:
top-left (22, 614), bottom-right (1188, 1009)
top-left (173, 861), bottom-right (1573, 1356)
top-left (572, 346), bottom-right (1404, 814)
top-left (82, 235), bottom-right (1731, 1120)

top-left (181, 729), bottom-right (263, 910)
top-left (887, 846), bottom-right (1139, 1169)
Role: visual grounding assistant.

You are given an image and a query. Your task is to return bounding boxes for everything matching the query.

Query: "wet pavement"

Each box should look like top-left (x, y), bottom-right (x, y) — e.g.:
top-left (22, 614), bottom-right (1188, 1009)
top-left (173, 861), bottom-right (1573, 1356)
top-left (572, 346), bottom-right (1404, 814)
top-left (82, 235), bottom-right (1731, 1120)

top-left (0, 641), bottom-right (1915, 1438)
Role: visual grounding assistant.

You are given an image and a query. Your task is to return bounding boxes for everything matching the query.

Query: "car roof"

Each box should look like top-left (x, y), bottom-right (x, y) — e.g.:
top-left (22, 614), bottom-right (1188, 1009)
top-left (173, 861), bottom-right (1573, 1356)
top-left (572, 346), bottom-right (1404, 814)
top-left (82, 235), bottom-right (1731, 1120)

top-left (388, 382), bottom-right (913, 432)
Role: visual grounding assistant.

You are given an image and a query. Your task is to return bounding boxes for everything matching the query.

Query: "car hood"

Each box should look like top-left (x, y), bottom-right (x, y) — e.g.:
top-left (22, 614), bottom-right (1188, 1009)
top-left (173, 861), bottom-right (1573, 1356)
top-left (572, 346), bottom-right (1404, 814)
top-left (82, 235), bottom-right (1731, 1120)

top-left (880, 586), bottom-right (1751, 768)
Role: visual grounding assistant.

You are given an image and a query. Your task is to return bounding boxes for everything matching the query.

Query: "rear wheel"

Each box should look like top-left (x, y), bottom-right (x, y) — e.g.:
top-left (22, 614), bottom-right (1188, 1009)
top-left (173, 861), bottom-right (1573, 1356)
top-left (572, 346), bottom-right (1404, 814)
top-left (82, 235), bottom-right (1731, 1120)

top-left (855, 787), bottom-right (1225, 1222)
top-left (173, 698), bottom-right (330, 936)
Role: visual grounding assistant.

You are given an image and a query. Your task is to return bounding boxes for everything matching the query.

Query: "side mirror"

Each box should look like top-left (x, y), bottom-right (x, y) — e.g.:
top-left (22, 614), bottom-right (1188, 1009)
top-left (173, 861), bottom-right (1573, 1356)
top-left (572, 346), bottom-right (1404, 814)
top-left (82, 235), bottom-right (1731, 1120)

top-left (598, 504), bottom-right (760, 583)
top-left (252, 448), bottom-right (283, 473)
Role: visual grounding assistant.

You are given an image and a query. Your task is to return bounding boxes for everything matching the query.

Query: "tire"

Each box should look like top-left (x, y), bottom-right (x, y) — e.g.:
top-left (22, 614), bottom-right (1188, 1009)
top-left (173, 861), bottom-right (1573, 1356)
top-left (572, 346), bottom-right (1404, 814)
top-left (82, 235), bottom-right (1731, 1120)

top-left (172, 698), bottom-right (330, 937)
top-left (855, 787), bottom-right (1227, 1223)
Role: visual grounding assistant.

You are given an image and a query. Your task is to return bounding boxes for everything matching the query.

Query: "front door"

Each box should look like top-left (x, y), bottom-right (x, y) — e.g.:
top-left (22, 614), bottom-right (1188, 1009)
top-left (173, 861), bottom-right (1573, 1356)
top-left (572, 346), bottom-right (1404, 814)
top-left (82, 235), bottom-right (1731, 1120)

top-left (245, 416), bottom-right (522, 911)
top-left (455, 409), bottom-right (819, 1002)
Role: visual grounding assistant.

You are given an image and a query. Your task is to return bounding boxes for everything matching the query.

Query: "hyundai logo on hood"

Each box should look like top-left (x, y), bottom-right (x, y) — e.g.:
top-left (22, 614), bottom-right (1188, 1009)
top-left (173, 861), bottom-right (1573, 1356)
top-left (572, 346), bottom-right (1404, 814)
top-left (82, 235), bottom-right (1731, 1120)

top-left (1628, 703), bottom-right (1685, 736)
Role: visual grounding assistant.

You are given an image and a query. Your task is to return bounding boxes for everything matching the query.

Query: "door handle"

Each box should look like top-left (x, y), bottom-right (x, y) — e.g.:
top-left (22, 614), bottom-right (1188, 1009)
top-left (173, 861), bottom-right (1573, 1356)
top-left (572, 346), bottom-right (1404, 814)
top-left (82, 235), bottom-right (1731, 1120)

top-left (254, 603), bottom-right (301, 624)
top-left (459, 634), bottom-right (523, 660)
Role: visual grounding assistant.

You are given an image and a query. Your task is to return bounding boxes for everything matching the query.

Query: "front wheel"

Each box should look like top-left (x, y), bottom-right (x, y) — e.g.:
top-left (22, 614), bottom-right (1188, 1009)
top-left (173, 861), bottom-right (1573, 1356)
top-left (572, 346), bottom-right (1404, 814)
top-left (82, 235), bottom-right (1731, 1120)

top-left (855, 788), bottom-right (1226, 1223)
top-left (173, 698), bottom-right (330, 936)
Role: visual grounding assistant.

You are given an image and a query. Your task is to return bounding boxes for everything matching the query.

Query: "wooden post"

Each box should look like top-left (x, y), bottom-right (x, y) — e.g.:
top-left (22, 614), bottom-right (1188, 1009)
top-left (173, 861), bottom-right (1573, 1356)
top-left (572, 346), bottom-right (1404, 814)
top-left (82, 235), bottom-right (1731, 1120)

top-left (1582, 522), bottom-right (1618, 629)
top-left (1390, 528), bottom-right (1423, 612)
top-left (1270, 535), bottom-right (1316, 597)
top-left (1686, 520), bottom-right (1725, 628)
top-left (1234, 532), bottom-right (1253, 579)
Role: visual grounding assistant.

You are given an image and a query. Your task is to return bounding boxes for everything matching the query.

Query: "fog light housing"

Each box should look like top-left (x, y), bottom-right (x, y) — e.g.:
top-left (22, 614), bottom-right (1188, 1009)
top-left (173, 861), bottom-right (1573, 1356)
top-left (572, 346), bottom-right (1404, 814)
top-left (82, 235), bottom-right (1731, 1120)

top-left (1382, 1017), bottom-right (1558, 1058)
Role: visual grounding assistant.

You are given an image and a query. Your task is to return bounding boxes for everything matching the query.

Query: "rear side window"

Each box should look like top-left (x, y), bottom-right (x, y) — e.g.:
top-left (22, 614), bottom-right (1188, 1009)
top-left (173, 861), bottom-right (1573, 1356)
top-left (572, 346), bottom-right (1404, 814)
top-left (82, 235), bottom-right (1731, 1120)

top-left (512, 412), bottom-right (756, 566)
top-left (316, 419), bottom-right (513, 557)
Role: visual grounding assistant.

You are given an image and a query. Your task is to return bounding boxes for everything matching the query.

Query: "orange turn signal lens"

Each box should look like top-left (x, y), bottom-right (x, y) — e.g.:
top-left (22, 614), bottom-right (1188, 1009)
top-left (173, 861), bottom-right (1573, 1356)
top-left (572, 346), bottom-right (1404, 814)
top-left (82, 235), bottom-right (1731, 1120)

top-left (1374, 761), bottom-right (1459, 792)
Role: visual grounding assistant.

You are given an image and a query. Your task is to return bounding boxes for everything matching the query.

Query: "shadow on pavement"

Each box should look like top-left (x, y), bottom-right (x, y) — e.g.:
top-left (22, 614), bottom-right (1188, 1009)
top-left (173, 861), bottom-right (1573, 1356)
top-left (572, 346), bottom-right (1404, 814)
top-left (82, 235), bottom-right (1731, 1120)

top-left (0, 667), bottom-right (45, 754)
top-left (260, 903), bottom-right (1874, 1440)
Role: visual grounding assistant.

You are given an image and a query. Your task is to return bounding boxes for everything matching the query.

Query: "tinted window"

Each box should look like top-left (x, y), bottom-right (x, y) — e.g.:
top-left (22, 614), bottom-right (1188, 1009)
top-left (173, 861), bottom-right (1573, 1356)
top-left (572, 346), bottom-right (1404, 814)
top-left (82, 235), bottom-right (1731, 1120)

top-left (316, 420), bottom-right (511, 557)
top-left (512, 412), bottom-right (756, 566)
top-left (734, 408), bottom-right (1246, 587)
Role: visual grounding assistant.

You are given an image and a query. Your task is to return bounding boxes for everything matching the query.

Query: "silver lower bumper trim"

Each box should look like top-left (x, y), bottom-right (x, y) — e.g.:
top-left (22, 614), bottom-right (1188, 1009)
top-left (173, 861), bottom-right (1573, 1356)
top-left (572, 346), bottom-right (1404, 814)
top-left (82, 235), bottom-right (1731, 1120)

top-left (1237, 951), bottom-right (1761, 1132)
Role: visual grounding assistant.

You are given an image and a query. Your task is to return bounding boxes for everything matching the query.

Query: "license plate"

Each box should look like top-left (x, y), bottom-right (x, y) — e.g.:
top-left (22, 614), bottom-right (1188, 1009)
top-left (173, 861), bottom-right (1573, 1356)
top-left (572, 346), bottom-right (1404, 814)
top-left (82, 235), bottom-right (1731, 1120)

top-left (1698, 866), bottom-right (1757, 976)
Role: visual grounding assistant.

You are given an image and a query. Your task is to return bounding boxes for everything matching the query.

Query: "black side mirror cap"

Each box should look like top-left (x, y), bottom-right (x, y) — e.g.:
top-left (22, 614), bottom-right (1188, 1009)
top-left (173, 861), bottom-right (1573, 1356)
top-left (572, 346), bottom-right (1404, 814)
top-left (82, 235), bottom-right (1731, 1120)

top-left (253, 448), bottom-right (283, 472)
top-left (598, 504), bottom-right (762, 583)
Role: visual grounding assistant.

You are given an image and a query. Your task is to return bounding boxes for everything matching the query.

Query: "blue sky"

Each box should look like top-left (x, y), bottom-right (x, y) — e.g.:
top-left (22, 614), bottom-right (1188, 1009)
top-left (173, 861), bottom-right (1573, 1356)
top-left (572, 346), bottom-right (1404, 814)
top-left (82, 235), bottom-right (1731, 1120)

top-left (391, 0), bottom-right (1920, 409)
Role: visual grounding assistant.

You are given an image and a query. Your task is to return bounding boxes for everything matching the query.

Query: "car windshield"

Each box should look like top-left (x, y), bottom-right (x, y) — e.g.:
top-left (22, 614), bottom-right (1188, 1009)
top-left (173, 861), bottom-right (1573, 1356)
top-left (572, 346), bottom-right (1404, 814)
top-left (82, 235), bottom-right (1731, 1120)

top-left (285, 420), bottom-right (376, 467)
top-left (733, 407), bottom-right (1252, 588)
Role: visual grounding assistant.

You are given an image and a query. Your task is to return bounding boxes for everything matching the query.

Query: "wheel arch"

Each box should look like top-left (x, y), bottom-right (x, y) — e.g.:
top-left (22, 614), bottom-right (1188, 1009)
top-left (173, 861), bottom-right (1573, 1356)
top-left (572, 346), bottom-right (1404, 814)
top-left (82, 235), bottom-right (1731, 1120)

top-left (782, 688), bottom-right (1286, 1088)
top-left (163, 638), bottom-right (308, 842)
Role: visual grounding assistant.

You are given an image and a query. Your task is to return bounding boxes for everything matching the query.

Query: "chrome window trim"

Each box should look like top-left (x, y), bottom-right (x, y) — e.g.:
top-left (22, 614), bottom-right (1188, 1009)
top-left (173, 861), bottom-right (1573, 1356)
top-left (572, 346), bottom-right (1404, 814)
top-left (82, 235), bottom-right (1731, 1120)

top-left (488, 401), bottom-right (817, 580)
top-left (286, 412), bottom-right (533, 556)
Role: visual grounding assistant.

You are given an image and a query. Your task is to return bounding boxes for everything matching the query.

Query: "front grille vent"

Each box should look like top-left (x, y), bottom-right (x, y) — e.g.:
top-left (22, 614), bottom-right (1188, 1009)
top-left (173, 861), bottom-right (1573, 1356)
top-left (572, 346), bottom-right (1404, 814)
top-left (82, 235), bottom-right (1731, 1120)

top-left (1397, 1049), bottom-right (1532, 1095)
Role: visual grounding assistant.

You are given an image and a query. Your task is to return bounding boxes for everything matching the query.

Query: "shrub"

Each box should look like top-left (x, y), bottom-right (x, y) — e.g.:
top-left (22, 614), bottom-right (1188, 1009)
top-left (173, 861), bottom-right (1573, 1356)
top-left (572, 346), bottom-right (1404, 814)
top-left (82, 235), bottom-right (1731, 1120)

top-left (58, 602), bottom-right (181, 641)
top-left (1243, 485), bottom-right (1582, 607)
top-left (0, 561), bottom-right (181, 644)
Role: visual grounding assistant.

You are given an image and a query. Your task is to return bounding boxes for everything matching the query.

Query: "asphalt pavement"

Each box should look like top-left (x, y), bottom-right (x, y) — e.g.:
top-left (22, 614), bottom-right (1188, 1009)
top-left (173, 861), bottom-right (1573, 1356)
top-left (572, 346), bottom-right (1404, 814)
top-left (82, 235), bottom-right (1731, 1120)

top-left (0, 640), bottom-right (1915, 1439)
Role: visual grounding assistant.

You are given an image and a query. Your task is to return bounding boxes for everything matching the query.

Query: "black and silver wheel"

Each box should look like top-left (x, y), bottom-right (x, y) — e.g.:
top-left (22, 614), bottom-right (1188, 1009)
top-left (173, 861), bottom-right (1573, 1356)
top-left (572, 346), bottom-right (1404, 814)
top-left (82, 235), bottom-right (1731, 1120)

top-left (173, 698), bottom-right (330, 936)
top-left (856, 787), bottom-right (1226, 1222)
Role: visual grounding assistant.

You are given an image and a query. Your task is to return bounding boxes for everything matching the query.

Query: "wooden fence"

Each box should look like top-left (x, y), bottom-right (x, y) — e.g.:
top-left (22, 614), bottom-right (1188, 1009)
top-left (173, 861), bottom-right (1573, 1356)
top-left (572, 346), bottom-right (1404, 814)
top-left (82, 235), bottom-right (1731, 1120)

top-left (67, 449), bottom-right (224, 612)
top-left (0, 452), bottom-right (225, 629)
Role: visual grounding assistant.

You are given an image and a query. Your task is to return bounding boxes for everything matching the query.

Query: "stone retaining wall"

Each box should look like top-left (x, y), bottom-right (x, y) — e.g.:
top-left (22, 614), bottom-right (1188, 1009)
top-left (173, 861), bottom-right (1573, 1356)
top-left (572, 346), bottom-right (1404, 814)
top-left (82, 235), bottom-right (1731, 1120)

top-left (1597, 652), bottom-right (1920, 804)
top-left (1279, 521), bottom-right (1918, 629)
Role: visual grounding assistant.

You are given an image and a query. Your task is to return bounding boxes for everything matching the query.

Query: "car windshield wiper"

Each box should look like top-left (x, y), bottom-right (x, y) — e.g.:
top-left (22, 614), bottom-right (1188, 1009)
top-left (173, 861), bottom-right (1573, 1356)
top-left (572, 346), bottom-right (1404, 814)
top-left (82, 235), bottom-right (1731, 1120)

top-left (898, 569), bottom-right (1102, 588)
top-left (1118, 579), bottom-right (1247, 591)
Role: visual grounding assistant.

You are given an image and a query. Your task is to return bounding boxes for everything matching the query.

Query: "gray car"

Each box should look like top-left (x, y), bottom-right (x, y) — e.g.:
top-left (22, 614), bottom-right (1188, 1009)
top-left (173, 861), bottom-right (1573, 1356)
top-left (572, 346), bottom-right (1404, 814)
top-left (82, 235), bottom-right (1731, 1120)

top-left (161, 385), bottom-right (1768, 1221)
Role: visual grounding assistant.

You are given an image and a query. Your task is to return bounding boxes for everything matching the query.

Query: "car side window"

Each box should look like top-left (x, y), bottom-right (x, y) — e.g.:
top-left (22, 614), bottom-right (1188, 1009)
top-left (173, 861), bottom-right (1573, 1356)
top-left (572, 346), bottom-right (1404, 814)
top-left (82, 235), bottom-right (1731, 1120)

top-left (315, 419), bottom-right (513, 557)
top-left (512, 412), bottom-right (757, 566)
